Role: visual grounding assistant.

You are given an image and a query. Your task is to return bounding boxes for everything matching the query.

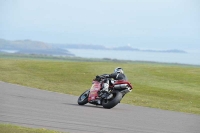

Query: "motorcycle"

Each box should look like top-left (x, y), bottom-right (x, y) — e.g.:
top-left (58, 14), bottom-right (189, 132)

top-left (77, 75), bottom-right (133, 109)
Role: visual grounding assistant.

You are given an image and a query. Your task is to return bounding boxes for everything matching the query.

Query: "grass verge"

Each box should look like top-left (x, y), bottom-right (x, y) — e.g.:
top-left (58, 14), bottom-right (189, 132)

top-left (0, 124), bottom-right (64, 133)
top-left (0, 57), bottom-right (200, 114)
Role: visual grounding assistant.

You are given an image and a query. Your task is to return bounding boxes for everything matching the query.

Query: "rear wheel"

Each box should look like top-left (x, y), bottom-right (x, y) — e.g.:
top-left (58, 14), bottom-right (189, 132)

top-left (78, 90), bottom-right (89, 105)
top-left (102, 91), bottom-right (122, 109)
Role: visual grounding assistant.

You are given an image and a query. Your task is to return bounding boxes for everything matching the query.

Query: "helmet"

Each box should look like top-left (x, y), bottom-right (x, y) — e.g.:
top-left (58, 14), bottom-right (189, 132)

top-left (114, 67), bottom-right (123, 74)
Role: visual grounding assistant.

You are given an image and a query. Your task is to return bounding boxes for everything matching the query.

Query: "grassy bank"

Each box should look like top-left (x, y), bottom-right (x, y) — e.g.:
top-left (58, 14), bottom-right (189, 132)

top-left (0, 124), bottom-right (64, 133)
top-left (0, 58), bottom-right (200, 114)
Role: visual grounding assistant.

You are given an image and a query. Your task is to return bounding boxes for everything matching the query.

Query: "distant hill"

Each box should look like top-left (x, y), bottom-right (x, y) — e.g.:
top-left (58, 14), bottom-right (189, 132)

top-left (51, 43), bottom-right (187, 53)
top-left (0, 39), bottom-right (74, 56)
top-left (0, 38), bottom-right (187, 56)
top-left (0, 39), bottom-right (50, 50)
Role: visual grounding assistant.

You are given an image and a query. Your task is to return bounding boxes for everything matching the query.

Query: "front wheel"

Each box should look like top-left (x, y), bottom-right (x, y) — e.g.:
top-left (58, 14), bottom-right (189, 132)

top-left (102, 91), bottom-right (122, 109)
top-left (78, 90), bottom-right (89, 105)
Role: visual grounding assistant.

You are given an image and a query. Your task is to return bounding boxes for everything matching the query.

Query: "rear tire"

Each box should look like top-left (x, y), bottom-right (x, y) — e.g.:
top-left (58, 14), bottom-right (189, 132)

top-left (78, 90), bottom-right (89, 105)
top-left (102, 91), bottom-right (122, 109)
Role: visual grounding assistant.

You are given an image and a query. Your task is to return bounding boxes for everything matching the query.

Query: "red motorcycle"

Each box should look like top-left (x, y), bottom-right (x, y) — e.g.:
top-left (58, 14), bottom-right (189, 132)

top-left (77, 75), bottom-right (133, 109)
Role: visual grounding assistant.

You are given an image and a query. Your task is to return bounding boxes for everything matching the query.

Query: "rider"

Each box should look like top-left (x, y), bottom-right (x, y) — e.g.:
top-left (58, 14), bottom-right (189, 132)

top-left (97, 67), bottom-right (127, 92)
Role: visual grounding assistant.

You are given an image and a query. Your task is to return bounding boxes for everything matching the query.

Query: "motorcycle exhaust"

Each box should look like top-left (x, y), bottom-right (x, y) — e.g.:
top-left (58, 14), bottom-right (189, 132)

top-left (114, 84), bottom-right (128, 89)
top-left (120, 87), bottom-right (132, 95)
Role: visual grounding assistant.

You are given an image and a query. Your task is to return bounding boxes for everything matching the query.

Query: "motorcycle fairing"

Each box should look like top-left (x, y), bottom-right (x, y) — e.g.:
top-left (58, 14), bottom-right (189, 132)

top-left (88, 81), bottom-right (101, 102)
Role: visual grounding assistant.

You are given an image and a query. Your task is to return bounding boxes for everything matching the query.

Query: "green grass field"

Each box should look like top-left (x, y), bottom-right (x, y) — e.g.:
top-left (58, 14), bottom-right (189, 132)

top-left (0, 57), bottom-right (200, 114)
top-left (0, 124), bottom-right (63, 133)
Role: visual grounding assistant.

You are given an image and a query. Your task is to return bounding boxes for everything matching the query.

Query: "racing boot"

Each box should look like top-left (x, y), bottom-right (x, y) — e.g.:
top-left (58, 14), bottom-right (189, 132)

top-left (102, 83), bottom-right (109, 92)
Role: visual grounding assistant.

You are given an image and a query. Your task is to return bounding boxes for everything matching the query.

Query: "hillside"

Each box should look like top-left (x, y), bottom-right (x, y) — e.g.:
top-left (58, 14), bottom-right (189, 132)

top-left (50, 43), bottom-right (187, 53)
top-left (0, 38), bottom-right (187, 55)
top-left (0, 39), bottom-right (74, 56)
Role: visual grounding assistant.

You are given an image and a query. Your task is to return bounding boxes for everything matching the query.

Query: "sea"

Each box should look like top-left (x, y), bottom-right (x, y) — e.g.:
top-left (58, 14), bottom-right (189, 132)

top-left (67, 49), bottom-right (200, 66)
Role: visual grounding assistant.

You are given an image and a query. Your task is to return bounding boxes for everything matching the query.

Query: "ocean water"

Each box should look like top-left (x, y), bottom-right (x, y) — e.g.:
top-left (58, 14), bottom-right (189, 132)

top-left (67, 49), bottom-right (200, 65)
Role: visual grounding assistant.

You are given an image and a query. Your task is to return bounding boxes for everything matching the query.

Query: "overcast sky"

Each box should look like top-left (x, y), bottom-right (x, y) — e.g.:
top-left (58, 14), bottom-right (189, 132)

top-left (0, 0), bottom-right (199, 50)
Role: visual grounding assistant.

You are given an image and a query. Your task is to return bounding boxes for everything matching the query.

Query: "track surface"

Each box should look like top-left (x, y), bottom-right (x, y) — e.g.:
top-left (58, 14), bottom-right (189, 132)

top-left (0, 81), bottom-right (199, 133)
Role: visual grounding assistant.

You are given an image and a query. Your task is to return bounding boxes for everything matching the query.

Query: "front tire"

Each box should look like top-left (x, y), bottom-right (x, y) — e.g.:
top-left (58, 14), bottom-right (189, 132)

top-left (78, 90), bottom-right (89, 105)
top-left (102, 91), bottom-right (122, 109)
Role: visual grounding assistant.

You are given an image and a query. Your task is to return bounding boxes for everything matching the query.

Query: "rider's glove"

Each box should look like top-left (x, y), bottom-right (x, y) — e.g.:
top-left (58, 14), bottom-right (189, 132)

top-left (95, 75), bottom-right (101, 81)
top-left (96, 75), bottom-right (100, 78)
top-left (104, 74), bottom-right (110, 78)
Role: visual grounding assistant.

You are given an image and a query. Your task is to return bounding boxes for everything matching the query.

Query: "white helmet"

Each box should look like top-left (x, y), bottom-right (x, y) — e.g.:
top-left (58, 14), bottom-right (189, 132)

top-left (114, 67), bottom-right (123, 74)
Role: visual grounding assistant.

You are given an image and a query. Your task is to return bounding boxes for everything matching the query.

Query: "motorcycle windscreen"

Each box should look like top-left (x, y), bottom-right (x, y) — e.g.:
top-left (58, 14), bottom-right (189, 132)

top-left (88, 81), bottom-right (101, 102)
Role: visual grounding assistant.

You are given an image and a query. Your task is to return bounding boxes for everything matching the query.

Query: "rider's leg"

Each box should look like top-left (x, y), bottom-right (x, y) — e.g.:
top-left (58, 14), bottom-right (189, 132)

top-left (102, 79), bottom-right (109, 92)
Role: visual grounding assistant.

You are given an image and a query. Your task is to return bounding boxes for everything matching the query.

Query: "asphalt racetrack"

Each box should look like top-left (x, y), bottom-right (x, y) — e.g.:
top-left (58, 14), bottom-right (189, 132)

top-left (0, 81), bottom-right (199, 133)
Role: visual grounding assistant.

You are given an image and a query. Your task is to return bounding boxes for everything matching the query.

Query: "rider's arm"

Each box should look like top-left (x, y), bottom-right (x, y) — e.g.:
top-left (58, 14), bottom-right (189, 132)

top-left (107, 73), bottom-right (117, 79)
top-left (97, 73), bottom-right (117, 79)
